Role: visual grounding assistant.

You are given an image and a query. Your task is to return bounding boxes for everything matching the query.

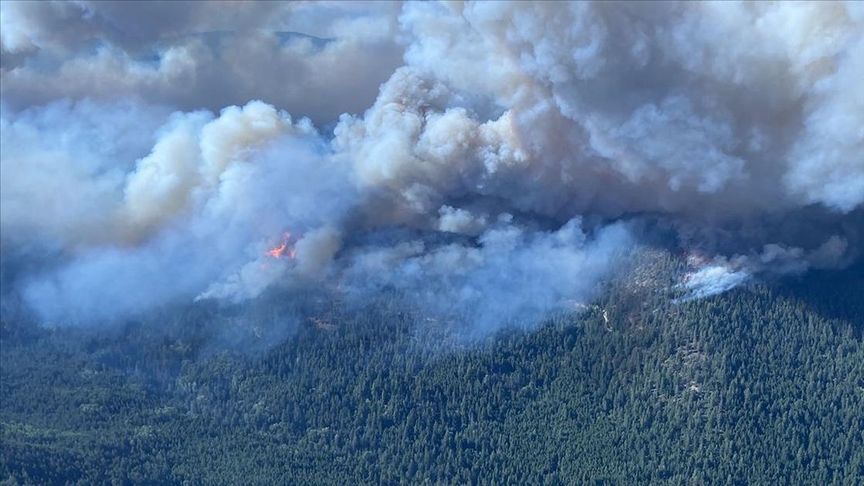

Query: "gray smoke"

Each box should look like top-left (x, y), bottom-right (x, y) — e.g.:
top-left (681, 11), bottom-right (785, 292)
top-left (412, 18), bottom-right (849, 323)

top-left (0, 1), bottom-right (403, 124)
top-left (2, 1), bottom-right (862, 336)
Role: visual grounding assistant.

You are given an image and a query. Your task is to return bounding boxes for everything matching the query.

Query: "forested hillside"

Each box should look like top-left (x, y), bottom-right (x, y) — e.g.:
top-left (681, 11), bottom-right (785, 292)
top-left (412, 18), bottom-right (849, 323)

top-left (1, 263), bottom-right (863, 485)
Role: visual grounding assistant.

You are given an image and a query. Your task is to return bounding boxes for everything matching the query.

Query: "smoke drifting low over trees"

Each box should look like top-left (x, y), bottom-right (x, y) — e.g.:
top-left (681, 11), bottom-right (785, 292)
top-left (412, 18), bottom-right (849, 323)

top-left (1, 1), bottom-right (862, 334)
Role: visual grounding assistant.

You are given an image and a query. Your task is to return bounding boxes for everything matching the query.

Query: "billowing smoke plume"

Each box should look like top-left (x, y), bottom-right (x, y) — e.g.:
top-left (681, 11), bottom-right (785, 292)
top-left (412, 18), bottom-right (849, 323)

top-left (2, 1), bottom-right (862, 336)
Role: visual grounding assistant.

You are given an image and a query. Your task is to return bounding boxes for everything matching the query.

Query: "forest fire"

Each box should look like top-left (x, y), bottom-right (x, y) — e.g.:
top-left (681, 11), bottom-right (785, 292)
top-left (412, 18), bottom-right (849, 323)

top-left (266, 233), bottom-right (296, 259)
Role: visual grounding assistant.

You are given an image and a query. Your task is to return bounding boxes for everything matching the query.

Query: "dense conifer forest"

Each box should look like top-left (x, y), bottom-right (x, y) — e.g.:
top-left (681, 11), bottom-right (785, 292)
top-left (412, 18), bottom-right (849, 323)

top-left (3, 2), bottom-right (863, 485)
top-left (1, 259), bottom-right (863, 485)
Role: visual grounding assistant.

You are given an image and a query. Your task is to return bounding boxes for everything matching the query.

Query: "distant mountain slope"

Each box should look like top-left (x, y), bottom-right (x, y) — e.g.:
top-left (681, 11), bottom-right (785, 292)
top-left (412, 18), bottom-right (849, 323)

top-left (2, 264), bottom-right (863, 485)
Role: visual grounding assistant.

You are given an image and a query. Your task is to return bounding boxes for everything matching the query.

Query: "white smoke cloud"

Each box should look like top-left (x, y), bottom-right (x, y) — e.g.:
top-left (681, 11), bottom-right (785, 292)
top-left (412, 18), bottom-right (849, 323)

top-left (677, 234), bottom-right (856, 301)
top-left (10, 101), bottom-right (355, 321)
top-left (679, 263), bottom-right (752, 301)
top-left (437, 206), bottom-right (488, 236)
top-left (0, 99), bottom-right (171, 246)
top-left (340, 218), bottom-right (634, 336)
top-left (406, 1), bottom-right (863, 215)
top-left (2, 1), bottom-right (862, 334)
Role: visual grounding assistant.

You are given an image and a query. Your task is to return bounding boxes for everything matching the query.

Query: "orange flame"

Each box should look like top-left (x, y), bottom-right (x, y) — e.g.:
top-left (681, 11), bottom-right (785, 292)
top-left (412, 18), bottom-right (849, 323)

top-left (266, 242), bottom-right (288, 258)
top-left (266, 232), bottom-right (296, 259)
